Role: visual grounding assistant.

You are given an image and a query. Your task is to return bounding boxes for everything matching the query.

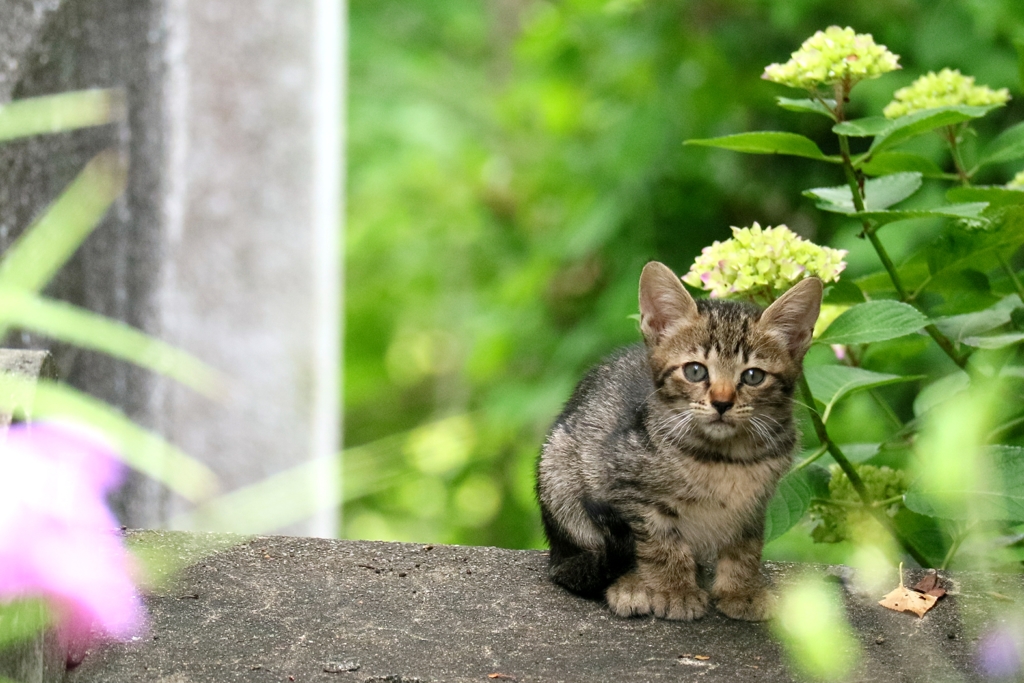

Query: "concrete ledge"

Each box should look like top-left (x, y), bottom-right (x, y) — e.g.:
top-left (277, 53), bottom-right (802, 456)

top-left (67, 532), bottom-right (1011, 682)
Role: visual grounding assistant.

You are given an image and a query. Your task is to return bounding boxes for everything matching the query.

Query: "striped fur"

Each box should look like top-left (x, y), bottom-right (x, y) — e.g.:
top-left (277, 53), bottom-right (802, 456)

top-left (537, 262), bottom-right (821, 621)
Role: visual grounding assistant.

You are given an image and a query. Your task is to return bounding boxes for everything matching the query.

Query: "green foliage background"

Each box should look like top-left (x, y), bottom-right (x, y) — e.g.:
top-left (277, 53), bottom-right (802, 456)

top-left (344, 0), bottom-right (1024, 554)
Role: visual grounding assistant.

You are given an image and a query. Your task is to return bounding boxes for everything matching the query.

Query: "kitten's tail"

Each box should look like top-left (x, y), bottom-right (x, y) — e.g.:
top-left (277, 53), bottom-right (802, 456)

top-left (542, 499), bottom-right (636, 599)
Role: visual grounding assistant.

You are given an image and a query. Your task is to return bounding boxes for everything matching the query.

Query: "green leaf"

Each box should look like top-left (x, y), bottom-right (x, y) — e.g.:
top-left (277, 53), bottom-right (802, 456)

top-left (0, 150), bottom-right (126, 292)
top-left (923, 208), bottom-right (1024, 290)
top-left (832, 117), bottom-right (890, 137)
top-left (0, 89), bottom-right (124, 143)
top-left (765, 466), bottom-right (825, 543)
top-left (804, 172), bottom-right (922, 212)
top-left (1018, 37), bottom-right (1024, 94)
top-left (0, 289), bottom-right (223, 397)
top-left (870, 105), bottom-right (1003, 155)
top-left (0, 376), bottom-right (218, 502)
top-left (825, 203), bottom-right (990, 225)
top-left (913, 371), bottom-right (970, 417)
top-left (812, 443), bottom-right (881, 469)
top-left (892, 508), bottom-right (952, 569)
top-left (776, 97), bottom-right (836, 118)
top-left (685, 132), bottom-right (838, 162)
top-left (816, 300), bottom-right (928, 345)
top-left (172, 454), bottom-right (341, 533)
top-left (841, 443), bottom-right (882, 463)
top-left (858, 151), bottom-right (947, 179)
top-left (961, 331), bottom-right (1024, 349)
top-left (905, 445), bottom-right (1024, 521)
top-left (856, 253), bottom-right (931, 297)
top-left (804, 365), bottom-right (921, 423)
top-left (0, 599), bottom-right (51, 648)
top-left (822, 278), bottom-right (865, 305)
top-left (931, 294), bottom-right (1022, 341)
top-left (947, 186), bottom-right (1024, 208)
top-left (979, 120), bottom-right (1024, 167)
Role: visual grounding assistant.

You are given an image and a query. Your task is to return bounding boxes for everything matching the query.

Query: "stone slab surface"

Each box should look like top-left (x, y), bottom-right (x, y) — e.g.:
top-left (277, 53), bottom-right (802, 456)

top-left (65, 532), bottom-right (1016, 683)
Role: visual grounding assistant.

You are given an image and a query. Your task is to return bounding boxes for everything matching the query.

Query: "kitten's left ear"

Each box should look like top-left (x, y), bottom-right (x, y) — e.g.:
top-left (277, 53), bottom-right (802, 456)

top-left (639, 261), bottom-right (698, 344)
top-left (759, 277), bottom-right (823, 360)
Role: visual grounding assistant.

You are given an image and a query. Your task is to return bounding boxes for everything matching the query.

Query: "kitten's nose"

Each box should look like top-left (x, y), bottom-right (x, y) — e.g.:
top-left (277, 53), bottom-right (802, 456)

top-left (712, 400), bottom-right (733, 415)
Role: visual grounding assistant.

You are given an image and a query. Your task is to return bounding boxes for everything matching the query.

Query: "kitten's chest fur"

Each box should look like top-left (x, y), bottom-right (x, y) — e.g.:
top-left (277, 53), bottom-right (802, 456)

top-left (641, 448), bottom-right (790, 558)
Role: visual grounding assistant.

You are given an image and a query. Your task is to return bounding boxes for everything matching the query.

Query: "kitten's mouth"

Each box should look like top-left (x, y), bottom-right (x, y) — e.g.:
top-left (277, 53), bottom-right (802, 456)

top-left (701, 417), bottom-right (737, 439)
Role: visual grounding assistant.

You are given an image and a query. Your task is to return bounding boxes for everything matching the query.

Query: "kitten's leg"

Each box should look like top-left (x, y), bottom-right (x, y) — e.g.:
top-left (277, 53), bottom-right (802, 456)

top-left (606, 536), bottom-right (708, 621)
top-left (712, 534), bottom-right (774, 621)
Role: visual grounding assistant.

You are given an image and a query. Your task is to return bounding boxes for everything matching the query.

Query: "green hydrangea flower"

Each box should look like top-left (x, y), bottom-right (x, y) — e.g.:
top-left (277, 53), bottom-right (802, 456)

top-left (681, 223), bottom-right (847, 299)
top-left (883, 68), bottom-right (1010, 118)
top-left (763, 26), bottom-right (900, 91)
top-left (811, 464), bottom-right (910, 544)
top-left (1007, 170), bottom-right (1024, 190)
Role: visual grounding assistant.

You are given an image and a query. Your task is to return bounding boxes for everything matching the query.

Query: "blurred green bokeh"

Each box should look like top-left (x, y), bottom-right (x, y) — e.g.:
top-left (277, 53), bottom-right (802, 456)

top-left (344, 0), bottom-right (1024, 550)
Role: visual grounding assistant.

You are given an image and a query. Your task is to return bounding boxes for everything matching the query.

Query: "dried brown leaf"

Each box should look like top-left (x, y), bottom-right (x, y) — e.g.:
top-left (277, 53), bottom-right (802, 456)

top-left (911, 571), bottom-right (938, 593)
top-left (879, 563), bottom-right (939, 617)
top-left (879, 586), bottom-right (938, 617)
top-left (911, 570), bottom-right (946, 599)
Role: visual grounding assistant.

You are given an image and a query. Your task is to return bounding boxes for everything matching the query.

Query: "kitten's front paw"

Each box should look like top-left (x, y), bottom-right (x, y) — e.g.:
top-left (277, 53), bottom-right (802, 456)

top-left (715, 588), bottom-right (775, 621)
top-left (606, 574), bottom-right (708, 621)
top-left (606, 572), bottom-right (652, 618)
top-left (651, 587), bottom-right (709, 621)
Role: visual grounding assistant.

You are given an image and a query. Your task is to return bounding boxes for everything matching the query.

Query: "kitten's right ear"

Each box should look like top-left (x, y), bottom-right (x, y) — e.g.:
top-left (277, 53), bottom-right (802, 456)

top-left (759, 276), bottom-right (823, 360)
top-left (639, 261), bottom-right (698, 344)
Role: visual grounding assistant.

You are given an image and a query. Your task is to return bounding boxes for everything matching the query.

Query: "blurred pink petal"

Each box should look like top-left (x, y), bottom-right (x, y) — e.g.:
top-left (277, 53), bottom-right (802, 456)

top-left (978, 624), bottom-right (1022, 679)
top-left (0, 422), bottom-right (143, 642)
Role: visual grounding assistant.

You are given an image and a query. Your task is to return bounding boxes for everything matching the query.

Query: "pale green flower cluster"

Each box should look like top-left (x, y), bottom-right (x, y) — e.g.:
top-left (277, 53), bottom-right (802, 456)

top-left (762, 26), bottom-right (900, 91)
top-left (1007, 170), bottom-right (1024, 190)
top-left (883, 68), bottom-right (1010, 118)
top-left (682, 223), bottom-right (847, 299)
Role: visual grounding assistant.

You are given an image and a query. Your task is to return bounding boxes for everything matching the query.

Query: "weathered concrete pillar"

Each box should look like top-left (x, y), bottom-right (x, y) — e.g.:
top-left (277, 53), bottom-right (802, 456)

top-left (0, 0), bottom-right (343, 536)
top-left (154, 0), bottom-right (344, 536)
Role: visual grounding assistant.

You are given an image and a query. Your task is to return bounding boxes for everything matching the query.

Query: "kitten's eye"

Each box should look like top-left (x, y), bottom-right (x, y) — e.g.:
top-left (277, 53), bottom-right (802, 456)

top-left (682, 362), bottom-right (708, 382)
top-left (741, 368), bottom-right (766, 386)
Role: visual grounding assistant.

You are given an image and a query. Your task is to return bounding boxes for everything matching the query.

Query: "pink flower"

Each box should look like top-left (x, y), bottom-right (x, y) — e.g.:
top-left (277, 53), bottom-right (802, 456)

top-left (0, 422), bottom-right (143, 643)
top-left (978, 624), bottom-right (1023, 679)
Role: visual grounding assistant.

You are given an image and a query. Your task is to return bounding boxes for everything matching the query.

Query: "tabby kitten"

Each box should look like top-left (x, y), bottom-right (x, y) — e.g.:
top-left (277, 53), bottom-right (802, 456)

top-left (536, 261), bottom-right (821, 621)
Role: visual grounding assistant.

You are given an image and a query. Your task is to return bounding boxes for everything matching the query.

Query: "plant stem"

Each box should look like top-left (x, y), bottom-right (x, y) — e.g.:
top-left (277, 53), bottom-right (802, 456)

top-left (798, 373), bottom-right (930, 566)
top-left (837, 135), bottom-right (866, 212)
top-left (988, 414), bottom-right (1024, 441)
top-left (923, 323), bottom-right (970, 369)
top-left (836, 133), bottom-right (970, 370)
top-left (945, 125), bottom-right (971, 186)
top-left (873, 495), bottom-right (905, 508)
top-left (794, 443), bottom-right (830, 471)
top-left (997, 252), bottom-right (1024, 303)
top-left (799, 374), bottom-right (866, 496)
top-left (940, 522), bottom-right (976, 571)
